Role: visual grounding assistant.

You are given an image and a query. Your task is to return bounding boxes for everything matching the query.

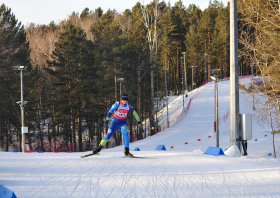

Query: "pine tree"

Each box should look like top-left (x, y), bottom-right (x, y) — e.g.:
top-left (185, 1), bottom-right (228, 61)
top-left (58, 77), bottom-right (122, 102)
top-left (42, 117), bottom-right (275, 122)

top-left (47, 21), bottom-right (95, 150)
top-left (185, 24), bottom-right (202, 87)
top-left (159, 3), bottom-right (175, 94)
top-left (196, 1), bottom-right (218, 81)
top-left (124, 4), bottom-right (146, 141)
top-left (91, 10), bottom-right (129, 144)
top-left (211, 5), bottom-right (229, 76)
top-left (0, 4), bottom-right (30, 148)
top-left (171, 1), bottom-right (188, 94)
top-left (80, 7), bottom-right (89, 19)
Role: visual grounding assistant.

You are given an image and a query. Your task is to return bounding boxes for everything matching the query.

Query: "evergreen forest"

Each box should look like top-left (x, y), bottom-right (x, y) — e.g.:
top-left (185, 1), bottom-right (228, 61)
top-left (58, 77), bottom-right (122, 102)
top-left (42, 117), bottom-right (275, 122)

top-left (0, 0), bottom-right (279, 152)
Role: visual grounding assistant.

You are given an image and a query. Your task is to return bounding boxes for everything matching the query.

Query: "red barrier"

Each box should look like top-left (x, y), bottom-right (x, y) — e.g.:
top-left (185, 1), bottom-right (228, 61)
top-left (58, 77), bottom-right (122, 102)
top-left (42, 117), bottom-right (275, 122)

top-left (214, 121), bottom-right (216, 132)
top-left (24, 151), bottom-right (37, 153)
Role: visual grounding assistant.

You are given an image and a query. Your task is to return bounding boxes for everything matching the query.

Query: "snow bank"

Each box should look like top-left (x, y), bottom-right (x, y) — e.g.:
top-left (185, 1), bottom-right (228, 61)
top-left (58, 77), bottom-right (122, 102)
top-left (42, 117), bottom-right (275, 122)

top-left (224, 145), bottom-right (241, 157)
top-left (193, 149), bottom-right (204, 154)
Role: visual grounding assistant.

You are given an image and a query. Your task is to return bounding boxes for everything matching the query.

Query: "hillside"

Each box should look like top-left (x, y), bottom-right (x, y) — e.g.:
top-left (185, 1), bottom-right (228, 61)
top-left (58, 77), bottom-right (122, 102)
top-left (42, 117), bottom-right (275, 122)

top-left (1, 77), bottom-right (280, 198)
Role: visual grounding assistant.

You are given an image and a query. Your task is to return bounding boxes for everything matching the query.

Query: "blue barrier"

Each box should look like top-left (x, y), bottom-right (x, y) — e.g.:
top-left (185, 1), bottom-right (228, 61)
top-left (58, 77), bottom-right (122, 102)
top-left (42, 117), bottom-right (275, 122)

top-left (13, 150), bottom-right (17, 152)
top-left (38, 151), bottom-right (43, 153)
top-left (203, 146), bottom-right (225, 156)
top-left (0, 185), bottom-right (17, 198)
top-left (67, 151), bottom-right (73, 153)
top-left (134, 148), bottom-right (140, 151)
top-left (155, 145), bottom-right (166, 151)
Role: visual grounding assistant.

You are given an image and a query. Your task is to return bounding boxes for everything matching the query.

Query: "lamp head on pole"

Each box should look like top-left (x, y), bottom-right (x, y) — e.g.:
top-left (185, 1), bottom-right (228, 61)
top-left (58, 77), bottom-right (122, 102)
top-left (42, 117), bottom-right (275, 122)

top-left (13, 66), bottom-right (28, 71)
top-left (211, 69), bottom-right (221, 75)
top-left (210, 69), bottom-right (223, 81)
top-left (117, 78), bottom-right (124, 82)
top-left (188, 66), bottom-right (197, 68)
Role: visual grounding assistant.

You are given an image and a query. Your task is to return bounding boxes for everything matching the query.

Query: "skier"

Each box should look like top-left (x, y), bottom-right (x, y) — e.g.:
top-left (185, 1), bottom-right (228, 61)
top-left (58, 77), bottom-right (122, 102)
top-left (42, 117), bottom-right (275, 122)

top-left (92, 93), bottom-right (143, 157)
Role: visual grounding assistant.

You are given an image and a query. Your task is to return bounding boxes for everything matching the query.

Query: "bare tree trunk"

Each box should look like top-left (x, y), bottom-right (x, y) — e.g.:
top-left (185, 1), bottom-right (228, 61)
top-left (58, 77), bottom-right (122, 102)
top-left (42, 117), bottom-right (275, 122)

top-left (266, 95), bottom-right (276, 158)
top-left (176, 46), bottom-right (179, 94)
top-left (141, 0), bottom-right (160, 135)
top-left (260, 68), bottom-right (276, 158)
top-left (78, 117), bottom-right (82, 152)
top-left (150, 51), bottom-right (155, 134)
top-left (137, 58), bottom-right (141, 139)
top-left (114, 62), bottom-right (117, 102)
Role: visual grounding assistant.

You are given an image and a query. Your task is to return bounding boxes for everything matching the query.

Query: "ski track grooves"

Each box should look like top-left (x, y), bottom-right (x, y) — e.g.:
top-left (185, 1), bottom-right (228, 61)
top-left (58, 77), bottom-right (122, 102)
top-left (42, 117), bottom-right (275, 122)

top-left (2, 79), bottom-right (280, 197)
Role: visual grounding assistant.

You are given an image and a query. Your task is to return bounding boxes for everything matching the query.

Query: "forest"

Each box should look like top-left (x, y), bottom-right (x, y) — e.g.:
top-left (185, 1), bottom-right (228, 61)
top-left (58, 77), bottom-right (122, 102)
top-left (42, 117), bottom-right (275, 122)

top-left (0, 0), bottom-right (279, 152)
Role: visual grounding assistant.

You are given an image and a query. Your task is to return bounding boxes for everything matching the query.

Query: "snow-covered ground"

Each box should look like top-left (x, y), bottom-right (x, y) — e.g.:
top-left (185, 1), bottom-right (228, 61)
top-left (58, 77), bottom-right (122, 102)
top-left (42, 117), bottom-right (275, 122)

top-left (1, 77), bottom-right (280, 198)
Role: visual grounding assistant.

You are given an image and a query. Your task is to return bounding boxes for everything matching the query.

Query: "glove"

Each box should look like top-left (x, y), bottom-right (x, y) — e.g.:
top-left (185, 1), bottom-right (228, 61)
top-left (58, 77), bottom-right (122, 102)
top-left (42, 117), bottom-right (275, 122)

top-left (104, 120), bottom-right (109, 128)
top-left (138, 122), bottom-right (143, 130)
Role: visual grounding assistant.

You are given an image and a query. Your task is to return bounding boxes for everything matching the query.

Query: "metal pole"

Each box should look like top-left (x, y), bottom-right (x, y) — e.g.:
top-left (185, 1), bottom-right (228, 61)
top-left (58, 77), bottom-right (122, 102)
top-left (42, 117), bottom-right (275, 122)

top-left (180, 57), bottom-right (184, 110)
top-left (21, 70), bottom-right (25, 152)
top-left (230, 0), bottom-right (240, 149)
top-left (192, 67), bottom-right (194, 90)
top-left (182, 52), bottom-right (187, 96)
top-left (211, 69), bottom-right (222, 147)
top-left (214, 75), bottom-right (216, 132)
top-left (164, 69), bottom-right (169, 128)
top-left (120, 81), bottom-right (123, 145)
top-left (215, 79), bottom-right (219, 147)
top-left (117, 78), bottom-right (124, 144)
top-left (120, 81), bottom-right (121, 101)
top-left (188, 66), bottom-right (197, 90)
top-left (204, 54), bottom-right (208, 83)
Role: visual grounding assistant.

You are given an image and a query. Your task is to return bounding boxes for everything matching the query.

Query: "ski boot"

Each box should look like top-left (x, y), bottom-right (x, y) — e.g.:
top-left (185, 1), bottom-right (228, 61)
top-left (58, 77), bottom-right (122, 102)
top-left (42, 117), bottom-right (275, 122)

top-left (124, 147), bottom-right (134, 157)
top-left (92, 145), bottom-right (103, 154)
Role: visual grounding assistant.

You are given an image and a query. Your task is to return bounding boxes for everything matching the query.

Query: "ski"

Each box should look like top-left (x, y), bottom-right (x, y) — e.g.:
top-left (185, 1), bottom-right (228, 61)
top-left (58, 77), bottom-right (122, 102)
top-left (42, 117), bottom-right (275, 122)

top-left (80, 153), bottom-right (100, 158)
top-left (121, 156), bottom-right (156, 159)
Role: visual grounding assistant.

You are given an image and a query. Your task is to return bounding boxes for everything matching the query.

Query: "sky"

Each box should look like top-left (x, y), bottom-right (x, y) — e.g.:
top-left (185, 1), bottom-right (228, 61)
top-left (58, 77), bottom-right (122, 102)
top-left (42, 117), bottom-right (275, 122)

top-left (2, 0), bottom-right (230, 26)
top-left (1, 77), bottom-right (280, 197)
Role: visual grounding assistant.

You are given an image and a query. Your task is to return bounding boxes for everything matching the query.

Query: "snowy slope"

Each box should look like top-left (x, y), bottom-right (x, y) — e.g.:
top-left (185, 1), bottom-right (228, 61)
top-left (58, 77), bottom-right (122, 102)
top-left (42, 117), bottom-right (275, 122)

top-left (1, 77), bottom-right (280, 198)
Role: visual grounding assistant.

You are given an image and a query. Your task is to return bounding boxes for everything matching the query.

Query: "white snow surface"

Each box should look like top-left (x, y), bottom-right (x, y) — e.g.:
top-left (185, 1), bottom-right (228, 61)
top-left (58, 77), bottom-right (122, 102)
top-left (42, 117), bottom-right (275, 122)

top-left (1, 77), bottom-right (280, 198)
top-left (224, 145), bottom-right (242, 157)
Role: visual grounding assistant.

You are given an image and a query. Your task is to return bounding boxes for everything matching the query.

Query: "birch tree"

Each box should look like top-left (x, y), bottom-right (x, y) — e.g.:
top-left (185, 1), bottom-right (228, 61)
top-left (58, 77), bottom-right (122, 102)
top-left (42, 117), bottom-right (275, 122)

top-left (238, 0), bottom-right (280, 157)
top-left (140, 0), bottom-right (162, 133)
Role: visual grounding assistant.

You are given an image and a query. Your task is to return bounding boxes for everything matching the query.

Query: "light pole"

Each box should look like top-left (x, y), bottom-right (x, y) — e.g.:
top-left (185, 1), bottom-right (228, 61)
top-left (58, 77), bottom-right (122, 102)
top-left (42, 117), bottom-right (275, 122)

top-left (203, 54), bottom-right (208, 83)
top-left (181, 52), bottom-right (188, 97)
top-left (188, 66), bottom-right (197, 90)
top-left (13, 66), bottom-right (28, 152)
top-left (117, 78), bottom-right (125, 100)
top-left (211, 69), bottom-right (223, 147)
top-left (117, 78), bottom-right (124, 145)
top-left (163, 68), bottom-right (169, 128)
top-left (180, 57), bottom-right (184, 110)
top-left (249, 63), bottom-right (255, 111)
top-left (230, 0), bottom-right (240, 149)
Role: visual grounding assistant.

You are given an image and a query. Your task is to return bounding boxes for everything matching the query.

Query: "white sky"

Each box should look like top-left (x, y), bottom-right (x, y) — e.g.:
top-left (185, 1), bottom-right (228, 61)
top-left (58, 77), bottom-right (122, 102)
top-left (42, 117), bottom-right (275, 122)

top-left (2, 0), bottom-right (230, 26)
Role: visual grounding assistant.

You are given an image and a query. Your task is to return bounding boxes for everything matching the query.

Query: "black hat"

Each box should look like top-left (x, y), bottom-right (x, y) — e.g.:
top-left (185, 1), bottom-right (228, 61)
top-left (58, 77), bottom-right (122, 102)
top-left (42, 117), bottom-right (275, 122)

top-left (122, 93), bottom-right (128, 101)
